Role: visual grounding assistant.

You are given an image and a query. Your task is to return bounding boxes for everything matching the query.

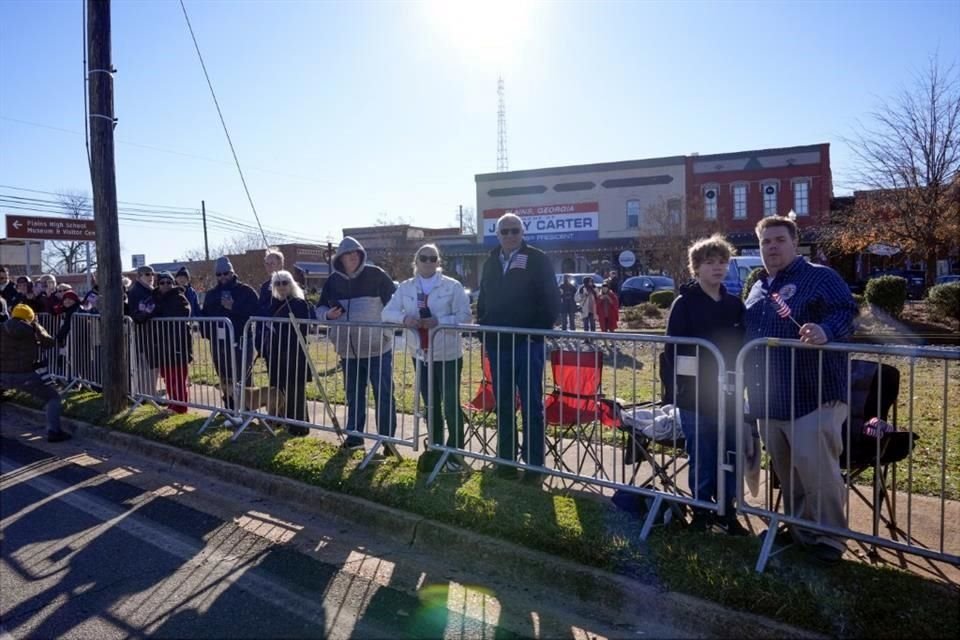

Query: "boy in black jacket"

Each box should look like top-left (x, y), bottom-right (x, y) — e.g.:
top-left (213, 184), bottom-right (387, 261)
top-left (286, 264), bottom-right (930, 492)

top-left (663, 234), bottom-right (748, 535)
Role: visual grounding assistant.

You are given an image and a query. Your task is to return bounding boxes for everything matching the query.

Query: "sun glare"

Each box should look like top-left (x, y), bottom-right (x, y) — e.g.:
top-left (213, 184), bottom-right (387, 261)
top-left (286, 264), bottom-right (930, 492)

top-left (422, 0), bottom-right (539, 66)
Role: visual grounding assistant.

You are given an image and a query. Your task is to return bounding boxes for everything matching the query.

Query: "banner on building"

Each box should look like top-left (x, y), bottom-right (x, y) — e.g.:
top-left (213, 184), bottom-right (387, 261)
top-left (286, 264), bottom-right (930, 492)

top-left (482, 202), bottom-right (599, 247)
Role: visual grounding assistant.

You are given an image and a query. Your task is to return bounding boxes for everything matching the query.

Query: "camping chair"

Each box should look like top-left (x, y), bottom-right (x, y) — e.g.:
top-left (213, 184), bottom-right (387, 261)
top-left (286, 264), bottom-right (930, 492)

top-left (543, 349), bottom-right (622, 478)
top-left (618, 401), bottom-right (691, 498)
top-left (461, 351), bottom-right (518, 456)
top-left (841, 359), bottom-right (918, 542)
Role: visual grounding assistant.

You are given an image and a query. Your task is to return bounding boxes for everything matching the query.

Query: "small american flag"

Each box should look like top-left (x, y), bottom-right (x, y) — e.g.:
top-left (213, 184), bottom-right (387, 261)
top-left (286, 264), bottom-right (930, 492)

top-left (417, 293), bottom-right (427, 309)
top-left (509, 254), bottom-right (528, 270)
top-left (770, 292), bottom-right (793, 319)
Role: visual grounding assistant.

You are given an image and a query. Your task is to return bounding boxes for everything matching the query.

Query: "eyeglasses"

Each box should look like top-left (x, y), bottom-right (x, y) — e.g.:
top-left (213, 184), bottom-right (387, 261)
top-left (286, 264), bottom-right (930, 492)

top-left (158, 280), bottom-right (173, 286)
top-left (216, 272), bottom-right (232, 277)
top-left (498, 227), bottom-right (522, 236)
top-left (276, 280), bottom-right (291, 286)
top-left (418, 255), bottom-right (439, 263)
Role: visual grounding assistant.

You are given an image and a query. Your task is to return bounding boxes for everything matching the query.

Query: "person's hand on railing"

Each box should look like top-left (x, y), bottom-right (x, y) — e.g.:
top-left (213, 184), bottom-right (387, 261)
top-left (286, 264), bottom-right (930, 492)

top-left (402, 315), bottom-right (420, 329)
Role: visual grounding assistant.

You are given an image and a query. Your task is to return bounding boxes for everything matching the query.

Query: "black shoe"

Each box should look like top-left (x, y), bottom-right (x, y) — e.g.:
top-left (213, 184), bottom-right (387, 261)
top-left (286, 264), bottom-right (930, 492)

top-left (809, 542), bottom-right (844, 565)
top-left (688, 510), bottom-right (714, 532)
top-left (762, 526), bottom-right (794, 546)
top-left (715, 514), bottom-right (751, 537)
top-left (287, 425), bottom-right (310, 437)
top-left (340, 439), bottom-right (364, 452)
top-left (47, 431), bottom-right (72, 443)
top-left (493, 466), bottom-right (518, 480)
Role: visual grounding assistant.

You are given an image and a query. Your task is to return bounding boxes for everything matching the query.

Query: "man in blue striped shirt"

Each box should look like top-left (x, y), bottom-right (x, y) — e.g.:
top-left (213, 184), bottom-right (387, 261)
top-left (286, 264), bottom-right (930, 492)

top-left (744, 216), bottom-right (858, 565)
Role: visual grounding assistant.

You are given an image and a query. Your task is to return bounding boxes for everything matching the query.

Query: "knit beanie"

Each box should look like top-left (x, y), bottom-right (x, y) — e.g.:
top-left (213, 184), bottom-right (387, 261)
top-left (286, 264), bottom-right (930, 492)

top-left (215, 256), bottom-right (234, 274)
top-left (176, 266), bottom-right (190, 280)
top-left (62, 291), bottom-right (82, 304)
top-left (11, 304), bottom-right (35, 323)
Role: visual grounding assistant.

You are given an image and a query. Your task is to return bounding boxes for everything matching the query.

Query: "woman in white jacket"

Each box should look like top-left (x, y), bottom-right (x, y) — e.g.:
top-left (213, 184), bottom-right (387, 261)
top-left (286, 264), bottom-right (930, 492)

top-left (382, 244), bottom-right (472, 471)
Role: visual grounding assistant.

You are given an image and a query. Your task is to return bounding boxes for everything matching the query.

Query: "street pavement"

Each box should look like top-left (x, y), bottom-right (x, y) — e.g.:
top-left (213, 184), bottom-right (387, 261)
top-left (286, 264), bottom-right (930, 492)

top-left (0, 408), bottom-right (688, 640)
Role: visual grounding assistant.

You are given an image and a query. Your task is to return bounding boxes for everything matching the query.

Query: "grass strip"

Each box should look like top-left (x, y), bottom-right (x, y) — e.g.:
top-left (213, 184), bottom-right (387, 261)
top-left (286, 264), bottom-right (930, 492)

top-left (7, 389), bottom-right (957, 638)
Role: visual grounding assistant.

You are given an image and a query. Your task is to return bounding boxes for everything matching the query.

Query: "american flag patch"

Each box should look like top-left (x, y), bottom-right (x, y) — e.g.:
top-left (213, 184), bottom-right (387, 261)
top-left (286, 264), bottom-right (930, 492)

top-left (509, 254), bottom-right (528, 270)
top-left (417, 293), bottom-right (427, 308)
top-left (770, 292), bottom-right (793, 319)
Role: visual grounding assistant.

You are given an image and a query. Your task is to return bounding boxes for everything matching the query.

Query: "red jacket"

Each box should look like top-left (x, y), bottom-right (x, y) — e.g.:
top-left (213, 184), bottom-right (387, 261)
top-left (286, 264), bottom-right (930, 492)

top-left (596, 292), bottom-right (619, 330)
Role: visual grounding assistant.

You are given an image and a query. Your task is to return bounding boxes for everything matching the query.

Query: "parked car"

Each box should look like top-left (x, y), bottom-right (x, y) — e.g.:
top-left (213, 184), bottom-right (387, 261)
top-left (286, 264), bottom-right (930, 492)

top-left (619, 276), bottom-right (675, 307)
top-left (935, 274), bottom-right (960, 286)
top-left (555, 273), bottom-right (605, 289)
top-left (723, 256), bottom-right (764, 298)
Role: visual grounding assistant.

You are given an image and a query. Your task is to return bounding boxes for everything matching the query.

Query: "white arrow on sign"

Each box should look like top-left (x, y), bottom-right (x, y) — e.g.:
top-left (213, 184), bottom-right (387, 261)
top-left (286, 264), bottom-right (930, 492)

top-left (12, 220), bottom-right (22, 229)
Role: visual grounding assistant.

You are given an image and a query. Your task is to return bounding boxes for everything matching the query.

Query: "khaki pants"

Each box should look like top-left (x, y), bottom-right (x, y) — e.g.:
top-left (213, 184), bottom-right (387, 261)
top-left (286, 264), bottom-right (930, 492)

top-left (759, 401), bottom-right (847, 551)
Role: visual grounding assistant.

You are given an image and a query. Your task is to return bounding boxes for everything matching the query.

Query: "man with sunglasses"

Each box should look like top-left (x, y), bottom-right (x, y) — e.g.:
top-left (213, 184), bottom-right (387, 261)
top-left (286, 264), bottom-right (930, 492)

top-left (201, 256), bottom-right (259, 425)
top-left (477, 213), bottom-right (559, 480)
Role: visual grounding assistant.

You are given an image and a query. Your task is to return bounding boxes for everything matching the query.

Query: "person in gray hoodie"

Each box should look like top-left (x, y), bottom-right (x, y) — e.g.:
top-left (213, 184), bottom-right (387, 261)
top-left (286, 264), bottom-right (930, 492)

top-left (316, 237), bottom-right (397, 450)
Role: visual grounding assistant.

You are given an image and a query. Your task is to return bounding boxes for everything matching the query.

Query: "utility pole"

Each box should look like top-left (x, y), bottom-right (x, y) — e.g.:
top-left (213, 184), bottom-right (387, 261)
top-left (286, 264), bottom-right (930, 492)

top-left (459, 204), bottom-right (463, 234)
top-left (87, 0), bottom-right (127, 413)
top-left (201, 200), bottom-right (210, 261)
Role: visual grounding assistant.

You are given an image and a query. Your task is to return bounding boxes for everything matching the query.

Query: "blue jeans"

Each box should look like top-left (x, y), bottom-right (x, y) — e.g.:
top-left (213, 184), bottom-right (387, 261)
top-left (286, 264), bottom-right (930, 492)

top-left (560, 310), bottom-right (577, 331)
top-left (0, 372), bottom-right (63, 435)
top-left (485, 339), bottom-right (545, 467)
top-left (583, 314), bottom-right (596, 332)
top-left (342, 351), bottom-right (397, 446)
top-left (678, 409), bottom-right (736, 510)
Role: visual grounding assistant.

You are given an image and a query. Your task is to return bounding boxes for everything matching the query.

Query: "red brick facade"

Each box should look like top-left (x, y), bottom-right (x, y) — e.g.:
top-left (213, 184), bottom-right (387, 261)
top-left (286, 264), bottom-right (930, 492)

top-left (685, 143), bottom-right (832, 245)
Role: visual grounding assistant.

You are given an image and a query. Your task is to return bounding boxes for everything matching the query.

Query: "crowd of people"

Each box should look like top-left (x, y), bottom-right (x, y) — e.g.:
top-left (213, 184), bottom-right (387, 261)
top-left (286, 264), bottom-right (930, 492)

top-left (0, 212), bottom-right (860, 562)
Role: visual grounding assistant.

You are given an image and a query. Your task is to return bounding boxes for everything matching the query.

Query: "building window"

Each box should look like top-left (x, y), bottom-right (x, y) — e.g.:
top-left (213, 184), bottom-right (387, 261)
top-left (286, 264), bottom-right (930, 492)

top-left (667, 198), bottom-right (682, 227)
top-left (763, 182), bottom-right (778, 216)
top-left (626, 199), bottom-right (640, 228)
top-left (793, 180), bottom-right (810, 215)
top-left (703, 186), bottom-right (718, 219)
top-left (733, 184), bottom-right (747, 219)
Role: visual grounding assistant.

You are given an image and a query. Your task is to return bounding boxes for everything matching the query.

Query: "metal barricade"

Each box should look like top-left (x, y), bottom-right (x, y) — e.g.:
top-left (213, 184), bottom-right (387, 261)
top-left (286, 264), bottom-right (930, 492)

top-left (235, 317), bottom-right (421, 465)
top-left (127, 315), bottom-right (240, 431)
top-left (734, 338), bottom-right (960, 571)
top-left (33, 312), bottom-right (73, 388)
top-left (61, 312), bottom-right (126, 391)
top-left (425, 324), bottom-right (730, 538)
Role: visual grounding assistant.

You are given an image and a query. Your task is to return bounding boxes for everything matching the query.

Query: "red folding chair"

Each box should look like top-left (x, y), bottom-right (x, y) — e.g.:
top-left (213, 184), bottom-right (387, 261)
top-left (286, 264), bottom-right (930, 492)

top-left (461, 352), bottom-right (518, 456)
top-left (543, 349), bottom-right (622, 477)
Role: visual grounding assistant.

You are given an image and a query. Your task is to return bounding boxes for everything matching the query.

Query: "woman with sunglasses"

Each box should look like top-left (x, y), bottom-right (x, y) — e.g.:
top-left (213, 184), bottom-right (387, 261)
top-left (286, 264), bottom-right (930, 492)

top-left (266, 269), bottom-right (313, 436)
top-left (131, 271), bottom-right (192, 414)
top-left (382, 243), bottom-right (472, 472)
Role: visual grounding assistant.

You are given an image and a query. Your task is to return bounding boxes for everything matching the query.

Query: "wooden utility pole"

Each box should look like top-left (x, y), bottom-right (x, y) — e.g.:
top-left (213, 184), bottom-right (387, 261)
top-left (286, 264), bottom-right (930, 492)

top-left (87, 0), bottom-right (127, 413)
top-left (201, 200), bottom-right (210, 260)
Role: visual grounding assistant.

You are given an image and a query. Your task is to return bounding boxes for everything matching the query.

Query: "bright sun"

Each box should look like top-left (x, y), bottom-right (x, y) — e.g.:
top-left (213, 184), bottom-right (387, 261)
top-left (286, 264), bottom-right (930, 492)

top-left (421, 0), bottom-right (539, 67)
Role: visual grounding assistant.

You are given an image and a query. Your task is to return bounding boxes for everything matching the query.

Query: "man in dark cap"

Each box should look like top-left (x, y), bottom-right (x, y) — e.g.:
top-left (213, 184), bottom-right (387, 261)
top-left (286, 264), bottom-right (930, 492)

top-left (175, 266), bottom-right (201, 317)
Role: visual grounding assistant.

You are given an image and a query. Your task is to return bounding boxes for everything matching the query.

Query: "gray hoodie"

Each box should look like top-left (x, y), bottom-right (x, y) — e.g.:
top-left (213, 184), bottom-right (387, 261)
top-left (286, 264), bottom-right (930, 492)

top-left (316, 236), bottom-right (397, 358)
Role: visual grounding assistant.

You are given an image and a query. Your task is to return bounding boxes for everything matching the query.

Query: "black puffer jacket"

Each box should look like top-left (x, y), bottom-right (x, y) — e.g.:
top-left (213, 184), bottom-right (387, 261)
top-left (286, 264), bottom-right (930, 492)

top-left (0, 318), bottom-right (54, 373)
top-left (132, 286), bottom-right (193, 368)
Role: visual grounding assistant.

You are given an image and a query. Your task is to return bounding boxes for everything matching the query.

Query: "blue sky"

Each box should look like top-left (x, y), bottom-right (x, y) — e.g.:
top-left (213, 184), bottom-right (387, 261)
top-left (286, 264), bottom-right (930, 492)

top-left (1, 0), bottom-right (958, 267)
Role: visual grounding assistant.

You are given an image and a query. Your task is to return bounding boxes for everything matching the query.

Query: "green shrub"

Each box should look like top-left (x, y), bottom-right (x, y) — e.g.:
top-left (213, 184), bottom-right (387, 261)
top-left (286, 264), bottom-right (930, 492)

top-left (865, 275), bottom-right (908, 318)
top-left (741, 267), bottom-right (765, 301)
top-left (638, 302), bottom-right (661, 318)
top-left (926, 281), bottom-right (960, 325)
top-left (649, 290), bottom-right (675, 309)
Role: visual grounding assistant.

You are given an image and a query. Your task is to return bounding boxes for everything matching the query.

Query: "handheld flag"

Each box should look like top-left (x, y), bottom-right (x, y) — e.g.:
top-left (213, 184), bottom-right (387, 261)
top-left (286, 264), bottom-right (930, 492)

top-left (770, 291), bottom-right (803, 328)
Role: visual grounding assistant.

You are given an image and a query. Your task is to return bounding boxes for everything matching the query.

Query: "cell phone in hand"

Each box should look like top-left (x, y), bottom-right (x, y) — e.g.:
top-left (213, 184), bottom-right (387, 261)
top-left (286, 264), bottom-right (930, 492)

top-left (221, 291), bottom-right (233, 305)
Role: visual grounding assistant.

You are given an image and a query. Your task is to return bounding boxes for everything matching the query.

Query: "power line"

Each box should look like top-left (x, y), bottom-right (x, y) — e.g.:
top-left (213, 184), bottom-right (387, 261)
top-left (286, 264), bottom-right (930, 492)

top-left (178, 0), bottom-right (268, 246)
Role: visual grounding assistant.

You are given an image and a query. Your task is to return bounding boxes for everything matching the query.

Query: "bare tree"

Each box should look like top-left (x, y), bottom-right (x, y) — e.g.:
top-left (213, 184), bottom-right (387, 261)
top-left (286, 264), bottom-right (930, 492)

top-left (638, 195), bottom-right (720, 284)
top-left (42, 192), bottom-right (97, 274)
top-left (454, 206), bottom-right (477, 235)
top-left (825, 56), bottom-right (960, 284)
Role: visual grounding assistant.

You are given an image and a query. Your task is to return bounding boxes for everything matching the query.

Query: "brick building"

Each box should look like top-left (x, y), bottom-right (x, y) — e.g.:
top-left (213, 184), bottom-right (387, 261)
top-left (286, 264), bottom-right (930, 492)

top-left (685, 143), bottom-right (832, 253)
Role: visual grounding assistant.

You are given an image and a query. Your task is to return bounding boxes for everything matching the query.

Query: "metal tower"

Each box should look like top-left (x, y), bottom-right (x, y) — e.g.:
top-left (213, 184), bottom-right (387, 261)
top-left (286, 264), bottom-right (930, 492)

top-left (497, 76), bottom-right (509, 172)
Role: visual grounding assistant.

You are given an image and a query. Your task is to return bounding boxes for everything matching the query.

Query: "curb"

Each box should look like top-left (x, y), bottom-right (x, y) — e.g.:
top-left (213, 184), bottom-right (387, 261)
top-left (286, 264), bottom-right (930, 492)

top-left (7, 404), bottom-right (824, 639)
